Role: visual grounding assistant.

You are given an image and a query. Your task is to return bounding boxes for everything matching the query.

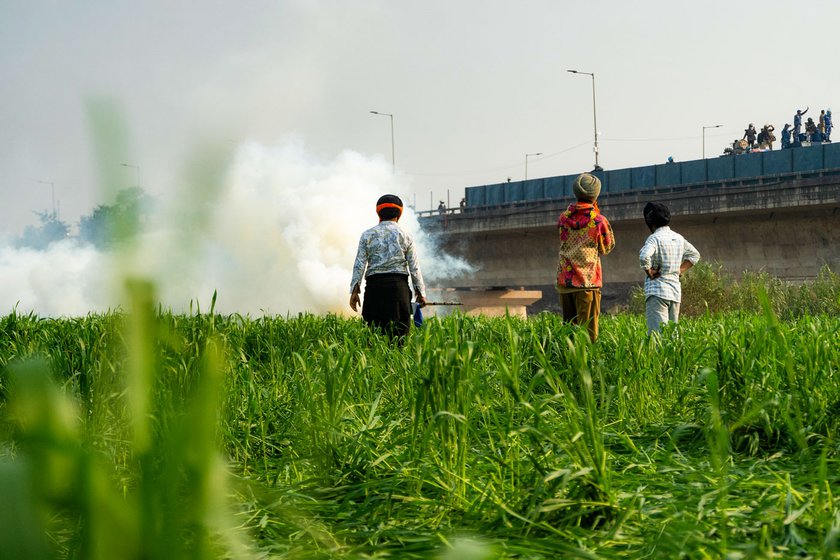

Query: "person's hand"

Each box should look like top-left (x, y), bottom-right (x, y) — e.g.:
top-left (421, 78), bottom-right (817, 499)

top-left (646, 268), bottom-right (660, 280)
top-left (415, 293), bottom-right (427, 308)
top-left (350, 292), bottom-right (361, 312)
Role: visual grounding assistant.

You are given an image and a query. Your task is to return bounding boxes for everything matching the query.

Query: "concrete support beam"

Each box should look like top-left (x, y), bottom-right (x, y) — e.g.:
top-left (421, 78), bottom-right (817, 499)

top-left (426, 288), bottom-right (542, 318)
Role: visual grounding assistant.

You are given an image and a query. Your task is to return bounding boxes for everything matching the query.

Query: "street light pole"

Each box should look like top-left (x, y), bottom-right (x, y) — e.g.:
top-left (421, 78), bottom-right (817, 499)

top-left (37, 180), bottom-right (56, 217)
top-left (120, 163), bottom-right (140, 188)
top-left (524, 152), bottom-right (543, 180)
top-left (370, 111), bottom-right (395, 174)
top-left (702, 124), bottom-right (723, 159)
top-left (568, 69), bottom-right (601, 171)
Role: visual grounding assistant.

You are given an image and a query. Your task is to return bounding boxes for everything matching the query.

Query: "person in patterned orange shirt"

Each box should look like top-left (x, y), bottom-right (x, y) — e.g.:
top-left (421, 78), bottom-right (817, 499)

top-left (556, 173), bottom-right (615, 341)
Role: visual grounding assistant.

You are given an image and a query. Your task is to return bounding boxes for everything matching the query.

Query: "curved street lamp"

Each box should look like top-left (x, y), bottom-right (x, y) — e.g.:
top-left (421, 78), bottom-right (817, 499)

top-left (370, 111), bottom-right (395, 174)
top-left (567, 69), bottom-right (601, 171)
top-left (702, 124), bottom-right (723, 159)
top-left (525, 152), bottom-right (543, 180)
top-left (120, 162), bottom-right (141, 187)
top-left (37, 180), bottom-right (56, 217)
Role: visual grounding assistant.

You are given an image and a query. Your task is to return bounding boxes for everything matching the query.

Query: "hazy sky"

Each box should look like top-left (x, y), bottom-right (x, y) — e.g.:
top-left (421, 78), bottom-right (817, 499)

top-left (2, 0), bottom-right (838, 237)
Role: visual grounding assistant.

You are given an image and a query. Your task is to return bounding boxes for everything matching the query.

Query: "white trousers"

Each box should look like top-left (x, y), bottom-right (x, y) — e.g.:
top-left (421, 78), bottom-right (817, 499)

top-left (645, 295), bottom-right (680, 334)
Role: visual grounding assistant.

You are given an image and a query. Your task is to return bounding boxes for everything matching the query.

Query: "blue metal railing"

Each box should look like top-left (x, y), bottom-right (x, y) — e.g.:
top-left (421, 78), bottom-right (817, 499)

top-left (417, 163), bottom-right (840, 219)
top-left (452, 142), bottom-right (840, 213)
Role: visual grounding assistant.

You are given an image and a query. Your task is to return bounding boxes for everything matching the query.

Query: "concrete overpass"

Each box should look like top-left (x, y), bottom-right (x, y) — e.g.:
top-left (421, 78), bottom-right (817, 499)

top-left (419, 166), bottom-right (840, 313)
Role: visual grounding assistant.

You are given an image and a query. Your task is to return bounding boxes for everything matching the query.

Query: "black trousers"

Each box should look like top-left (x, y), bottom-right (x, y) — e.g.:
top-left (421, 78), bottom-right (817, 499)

top-left (362, 273), bottom-right (412, 339)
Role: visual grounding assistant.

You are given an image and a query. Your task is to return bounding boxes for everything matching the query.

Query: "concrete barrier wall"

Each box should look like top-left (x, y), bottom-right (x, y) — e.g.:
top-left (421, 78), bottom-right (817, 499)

top-left (432, 208), bottom-right (840, 294)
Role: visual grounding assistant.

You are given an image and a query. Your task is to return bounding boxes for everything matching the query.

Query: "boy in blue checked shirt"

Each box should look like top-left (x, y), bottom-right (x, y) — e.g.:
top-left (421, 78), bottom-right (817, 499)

top-left (639, 202), bottom-right (701, 334)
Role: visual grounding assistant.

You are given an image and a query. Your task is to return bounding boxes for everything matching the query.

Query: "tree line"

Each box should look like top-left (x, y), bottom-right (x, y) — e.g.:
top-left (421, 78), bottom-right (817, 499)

top-left (14, 187), bottom-right (151, 250)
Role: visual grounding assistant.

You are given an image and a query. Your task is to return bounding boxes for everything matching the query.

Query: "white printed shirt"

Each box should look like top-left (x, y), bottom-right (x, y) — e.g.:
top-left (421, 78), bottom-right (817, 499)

top-left (350, 221), bottom-right (426, 296)
top-left (639, 226), bottom-right (700, 302)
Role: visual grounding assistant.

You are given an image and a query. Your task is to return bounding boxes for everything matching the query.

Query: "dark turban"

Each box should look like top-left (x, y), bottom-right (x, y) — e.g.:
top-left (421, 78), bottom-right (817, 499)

top-left (643, 202), bottom-right (671, 228)
top-left (376, 194), bottom-right (403, 221)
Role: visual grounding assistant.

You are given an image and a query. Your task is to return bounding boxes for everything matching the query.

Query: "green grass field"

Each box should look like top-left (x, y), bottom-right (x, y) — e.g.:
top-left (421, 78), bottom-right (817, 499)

top-left (2, 283), bottom-right (840, 558)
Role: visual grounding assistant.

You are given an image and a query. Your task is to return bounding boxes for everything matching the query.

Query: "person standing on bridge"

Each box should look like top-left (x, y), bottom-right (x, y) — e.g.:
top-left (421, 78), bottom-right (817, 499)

top-left (743, 124), bottom-right (757, 148)
top-left (639, 202), bottom-right (701, 335)
top-left (805, 117), bottom-right (818, 142)
top-left (794, 107), bottom-right (809, 143)
top-left (781, 124), bottom-right (792, 149)
top-left (556, 173), bottom-right (615, 342)
top-left (350, 194), bottom-right (426, 343)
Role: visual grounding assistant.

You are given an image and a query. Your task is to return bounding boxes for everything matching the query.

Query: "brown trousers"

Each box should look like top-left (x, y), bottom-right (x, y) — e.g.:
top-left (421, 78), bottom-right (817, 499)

top-left (559, 289), bottom-right (601, 342)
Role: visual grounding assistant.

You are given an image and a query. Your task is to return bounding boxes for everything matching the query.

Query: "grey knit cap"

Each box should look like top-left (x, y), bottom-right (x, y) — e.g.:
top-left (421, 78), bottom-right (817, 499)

top-left (573, 173), bottom-right (601, 201)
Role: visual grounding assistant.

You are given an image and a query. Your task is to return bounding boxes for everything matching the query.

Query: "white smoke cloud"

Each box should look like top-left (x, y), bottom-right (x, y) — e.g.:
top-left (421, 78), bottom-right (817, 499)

top-left (0, 240), bottom-right (112, 315)
top-left (0, 140), bottom-right (474, 317)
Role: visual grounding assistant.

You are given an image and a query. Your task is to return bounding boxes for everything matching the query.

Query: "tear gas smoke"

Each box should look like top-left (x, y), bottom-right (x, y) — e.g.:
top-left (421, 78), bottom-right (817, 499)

top-left (0, 140), bottom-right (474, 317)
